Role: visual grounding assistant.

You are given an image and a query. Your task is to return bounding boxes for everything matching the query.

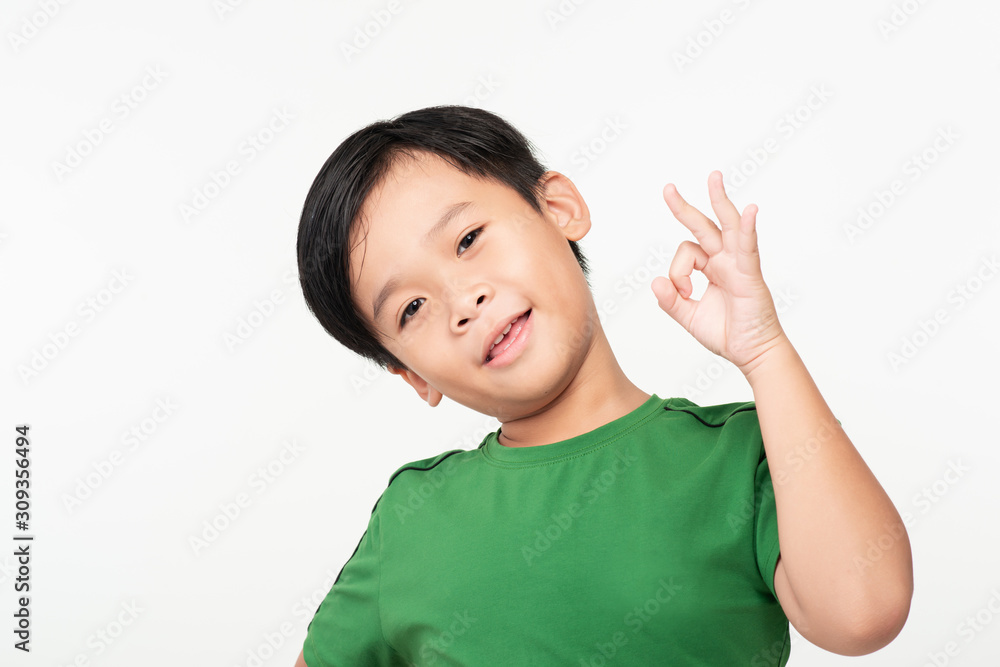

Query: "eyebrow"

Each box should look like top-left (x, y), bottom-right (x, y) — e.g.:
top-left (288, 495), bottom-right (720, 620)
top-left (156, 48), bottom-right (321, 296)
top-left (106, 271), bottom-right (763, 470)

top-left (371, 201), bottom-right (475, 324)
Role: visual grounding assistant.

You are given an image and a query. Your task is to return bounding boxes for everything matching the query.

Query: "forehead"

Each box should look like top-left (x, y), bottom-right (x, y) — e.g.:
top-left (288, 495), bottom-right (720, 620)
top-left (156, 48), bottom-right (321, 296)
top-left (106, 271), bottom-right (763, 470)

top-left (355, 152), bottom-right (475, 241)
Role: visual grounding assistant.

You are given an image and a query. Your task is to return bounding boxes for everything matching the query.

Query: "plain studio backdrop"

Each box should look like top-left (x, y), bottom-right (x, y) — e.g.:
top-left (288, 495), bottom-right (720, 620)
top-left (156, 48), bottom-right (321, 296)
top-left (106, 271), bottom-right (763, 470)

top-left (3, 1), bottom-right (999, 665)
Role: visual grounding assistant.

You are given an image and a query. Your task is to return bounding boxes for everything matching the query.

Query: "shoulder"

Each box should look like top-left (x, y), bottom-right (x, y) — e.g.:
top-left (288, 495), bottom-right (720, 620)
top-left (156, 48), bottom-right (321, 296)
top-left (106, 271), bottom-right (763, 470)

top-left (386, 448), bottom-right (472, 486)
top-left (657, 397), bottom-right (765, 465)
top-left (362, 447), bottom-right (481, 531)
top-left (661, 396), bottom-right (759, 428)
top-left (369, 447), bottom-right (478, 512)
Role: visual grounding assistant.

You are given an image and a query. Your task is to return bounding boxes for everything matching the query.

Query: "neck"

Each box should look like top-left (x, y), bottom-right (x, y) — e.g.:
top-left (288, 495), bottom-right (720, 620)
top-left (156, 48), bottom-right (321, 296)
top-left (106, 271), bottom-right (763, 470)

top-left (496, 326), bottom-right (650, 448)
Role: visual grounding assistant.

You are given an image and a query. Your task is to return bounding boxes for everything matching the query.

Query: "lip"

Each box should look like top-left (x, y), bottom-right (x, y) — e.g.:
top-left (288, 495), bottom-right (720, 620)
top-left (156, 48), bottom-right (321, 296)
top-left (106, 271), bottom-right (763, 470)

top-left (482, 309), bottom-right (532, 366)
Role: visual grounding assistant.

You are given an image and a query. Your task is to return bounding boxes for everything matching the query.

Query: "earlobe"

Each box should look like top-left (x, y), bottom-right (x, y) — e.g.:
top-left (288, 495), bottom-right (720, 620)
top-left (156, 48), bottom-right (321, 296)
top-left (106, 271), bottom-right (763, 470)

top-left (425, 387), bottom-right (443, 407)
top-left (388, 365), bottom-right (443, 407)
top-left (539, 171), bottom-right (591, 242)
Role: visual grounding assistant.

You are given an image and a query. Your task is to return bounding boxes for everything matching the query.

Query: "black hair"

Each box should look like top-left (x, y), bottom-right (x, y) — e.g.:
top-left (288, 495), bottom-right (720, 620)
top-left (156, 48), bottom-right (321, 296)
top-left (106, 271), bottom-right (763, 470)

top-left (296, 104), bottom-right (590, 373)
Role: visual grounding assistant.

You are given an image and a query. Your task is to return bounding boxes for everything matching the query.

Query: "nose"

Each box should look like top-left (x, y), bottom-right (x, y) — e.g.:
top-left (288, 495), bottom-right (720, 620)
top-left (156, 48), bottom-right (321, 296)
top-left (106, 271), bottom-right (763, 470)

top-left (449, 281), bottom-right (491, 332)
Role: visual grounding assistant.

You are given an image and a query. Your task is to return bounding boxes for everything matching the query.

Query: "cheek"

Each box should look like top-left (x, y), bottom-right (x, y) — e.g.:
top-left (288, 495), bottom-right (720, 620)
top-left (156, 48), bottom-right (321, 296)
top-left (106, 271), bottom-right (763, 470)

top-left (525, 240), bottom-right (586, 295)
top-left (489, 229), bottom-right (559, 280)
top-left (393, 318), bottom-right (430, 352)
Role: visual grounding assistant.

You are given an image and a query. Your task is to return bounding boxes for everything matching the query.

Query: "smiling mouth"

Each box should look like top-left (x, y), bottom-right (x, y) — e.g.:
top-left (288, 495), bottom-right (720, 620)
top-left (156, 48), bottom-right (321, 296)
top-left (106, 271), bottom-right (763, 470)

top-left (485, 309), bottom-right (531, 364)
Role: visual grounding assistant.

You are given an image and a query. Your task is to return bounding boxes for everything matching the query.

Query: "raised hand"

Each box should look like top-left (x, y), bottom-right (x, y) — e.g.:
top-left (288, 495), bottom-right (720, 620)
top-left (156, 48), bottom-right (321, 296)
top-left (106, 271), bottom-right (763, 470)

top-left (650, 170), bottom-right (788, 375)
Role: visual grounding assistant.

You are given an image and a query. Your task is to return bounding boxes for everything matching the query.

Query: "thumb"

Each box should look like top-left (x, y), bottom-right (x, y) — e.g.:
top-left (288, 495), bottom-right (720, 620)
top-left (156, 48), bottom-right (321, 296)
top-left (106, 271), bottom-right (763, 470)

top-left (651, 276), bottom-right (696, 328)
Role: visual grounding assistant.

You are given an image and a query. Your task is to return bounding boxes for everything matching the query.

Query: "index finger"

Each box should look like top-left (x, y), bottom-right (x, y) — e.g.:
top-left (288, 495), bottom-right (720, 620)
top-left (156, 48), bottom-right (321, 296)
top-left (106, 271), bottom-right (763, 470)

top-left (662, 182), bottom-right (722, 255)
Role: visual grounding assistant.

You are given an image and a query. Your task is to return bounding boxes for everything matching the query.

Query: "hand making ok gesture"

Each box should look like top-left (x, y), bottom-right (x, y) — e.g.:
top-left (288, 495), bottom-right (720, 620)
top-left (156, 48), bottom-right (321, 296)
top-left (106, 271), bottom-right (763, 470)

top-left (651, 171), bottom-right (790, 376)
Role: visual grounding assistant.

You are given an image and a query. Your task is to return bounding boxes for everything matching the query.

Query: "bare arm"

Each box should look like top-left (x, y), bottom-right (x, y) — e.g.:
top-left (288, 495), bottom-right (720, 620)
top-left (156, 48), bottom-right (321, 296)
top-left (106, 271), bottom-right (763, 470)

top-left (746, 338), bottom-right (913, 654)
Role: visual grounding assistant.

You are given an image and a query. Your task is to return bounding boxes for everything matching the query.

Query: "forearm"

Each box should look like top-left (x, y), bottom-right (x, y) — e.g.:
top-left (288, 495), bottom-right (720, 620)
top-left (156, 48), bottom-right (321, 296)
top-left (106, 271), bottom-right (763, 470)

top-left (744, 337), bottom-right (913, 641)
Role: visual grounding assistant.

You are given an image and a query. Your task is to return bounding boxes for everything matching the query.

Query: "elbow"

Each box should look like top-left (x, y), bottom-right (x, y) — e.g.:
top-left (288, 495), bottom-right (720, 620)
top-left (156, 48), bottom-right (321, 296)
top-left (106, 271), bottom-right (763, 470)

top-left (797, 562), bottom-right (914, 656)
top-left (843, 594), bottom-right (912, 655)
top-left (835, 577), bottom-right (914, 656)
top-left (838, 528), bottom-right (915, 655)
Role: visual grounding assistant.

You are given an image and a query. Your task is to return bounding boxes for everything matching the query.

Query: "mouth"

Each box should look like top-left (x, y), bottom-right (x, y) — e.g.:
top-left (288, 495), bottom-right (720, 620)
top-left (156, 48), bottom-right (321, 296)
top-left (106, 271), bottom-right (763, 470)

top-left (484, 309), bottom-right (532, 366)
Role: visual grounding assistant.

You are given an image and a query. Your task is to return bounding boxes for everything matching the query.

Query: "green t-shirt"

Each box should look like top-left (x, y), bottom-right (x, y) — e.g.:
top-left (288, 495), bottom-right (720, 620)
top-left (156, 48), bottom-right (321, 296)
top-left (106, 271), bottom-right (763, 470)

top-left (304, 394), bottom-right (789, 666)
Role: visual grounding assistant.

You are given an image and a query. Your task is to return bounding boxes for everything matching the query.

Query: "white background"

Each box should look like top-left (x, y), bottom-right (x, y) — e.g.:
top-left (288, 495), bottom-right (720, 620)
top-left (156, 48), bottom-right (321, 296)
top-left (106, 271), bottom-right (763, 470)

top-left (3, 0), bottom-right (999, 665)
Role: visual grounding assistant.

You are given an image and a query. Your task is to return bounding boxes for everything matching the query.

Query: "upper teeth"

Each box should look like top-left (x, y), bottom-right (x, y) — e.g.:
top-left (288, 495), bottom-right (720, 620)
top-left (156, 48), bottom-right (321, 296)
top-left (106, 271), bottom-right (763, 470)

top-left (489, 318), bottom-right (518, 352)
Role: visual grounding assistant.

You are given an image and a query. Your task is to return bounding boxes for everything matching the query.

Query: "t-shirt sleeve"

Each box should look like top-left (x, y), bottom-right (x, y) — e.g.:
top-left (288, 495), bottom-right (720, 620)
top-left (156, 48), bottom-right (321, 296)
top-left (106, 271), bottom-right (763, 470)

top-left (750, 413), bottom-right (840, 598)
top-left (751, 412), bottom-right (782, 600)
top-left (303, 507), bottom-right (396, 667)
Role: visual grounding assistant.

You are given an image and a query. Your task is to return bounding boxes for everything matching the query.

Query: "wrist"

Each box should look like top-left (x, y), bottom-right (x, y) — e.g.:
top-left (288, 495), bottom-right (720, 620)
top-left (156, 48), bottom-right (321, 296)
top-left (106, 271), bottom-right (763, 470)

top-left (739, 333), bottom-right (797, 383)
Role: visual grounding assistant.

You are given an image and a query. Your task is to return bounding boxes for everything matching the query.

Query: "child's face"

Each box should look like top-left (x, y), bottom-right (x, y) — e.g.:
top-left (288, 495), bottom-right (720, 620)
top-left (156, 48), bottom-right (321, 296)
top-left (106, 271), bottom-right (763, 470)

top-left (349, 150), bottom-right (598, 419)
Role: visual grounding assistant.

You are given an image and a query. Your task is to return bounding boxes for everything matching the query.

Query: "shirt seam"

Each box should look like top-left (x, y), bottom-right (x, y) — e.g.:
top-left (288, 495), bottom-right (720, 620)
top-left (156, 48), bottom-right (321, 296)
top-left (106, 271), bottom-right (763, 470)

top-left (387, 450), bottom-right (466, 487)
top-left (303, 631), bottom-right (321, 667)
top-left (372, 499), bottom-right (415, 663)
top-left (479, 401), bottom-right (664, 469)
top-left (375, 508), bottom-right (402, 660)
top-left (763, 527), bottom-right (781, 596)
top-left (661, 403), bottom-right (757, 428)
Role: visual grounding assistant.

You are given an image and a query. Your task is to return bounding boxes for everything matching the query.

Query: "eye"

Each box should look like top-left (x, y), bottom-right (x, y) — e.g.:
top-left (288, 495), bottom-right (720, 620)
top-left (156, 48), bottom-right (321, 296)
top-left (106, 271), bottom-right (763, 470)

top-left (457, 226), bottom-right (484, 256)
top-left (400, 298), bottom-right (424, 328)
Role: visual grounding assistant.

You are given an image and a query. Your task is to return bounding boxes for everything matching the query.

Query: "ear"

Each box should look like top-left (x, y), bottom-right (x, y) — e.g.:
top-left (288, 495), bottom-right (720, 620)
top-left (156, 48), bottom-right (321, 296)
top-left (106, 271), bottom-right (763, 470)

top-left (538, 171), bottom-right (591, 242)
top-left (388, 365), bottom-right (443, 407)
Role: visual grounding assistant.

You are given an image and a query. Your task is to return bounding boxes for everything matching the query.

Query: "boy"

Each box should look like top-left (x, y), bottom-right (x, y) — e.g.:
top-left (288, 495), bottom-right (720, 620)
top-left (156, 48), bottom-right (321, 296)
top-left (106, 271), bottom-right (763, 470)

top-left (292, 105), bottom-right (912, 665)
